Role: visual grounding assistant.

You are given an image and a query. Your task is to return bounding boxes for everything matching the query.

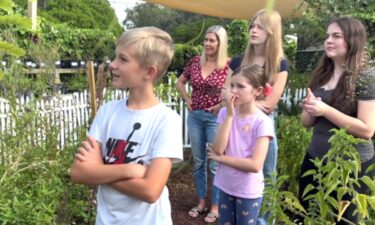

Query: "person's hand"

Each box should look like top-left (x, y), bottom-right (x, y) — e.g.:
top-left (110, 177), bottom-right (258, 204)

top-left (220, 86), bottom-right (230, 100)
top-left (301, 88), bottom-right (326, 116)
top-left (300, 88), bottom-right (317, 110)
top-left (185, 99), bottom-right (193, 111)
top-left (256, 100), bottom-right (271, 114)
top-left (205, 103), bottom-right (222, 115)
top-left (222, 89), bottom-right (236, 117)
top-left (130, 163), bottom-right (148, 179)
top-left (303, 98), bottom-right (328, 117)
top-left (207, 143), bottom-right (222, 162)
top-left (75, 136), bottom-right (103, 165)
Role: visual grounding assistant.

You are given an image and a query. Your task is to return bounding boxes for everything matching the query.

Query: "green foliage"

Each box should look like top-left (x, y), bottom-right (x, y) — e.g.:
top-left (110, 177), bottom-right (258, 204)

top-left (33, 20), bottom-right (117, 60)
top-left (0, 0), bottom-right (30, 79)
top-left (0, 60), bottom-right (96, 223)
top-left (0, 13), bottom-right (30, 28)
top-left (0, 39), bottom-right (60, 98)
top-left (283, 35), bottom-right (297, 68)
top-left (0, 41), bottom-right (25, 56)
top-left (125, 3), bottom-right (180, 32)
top-left (154, 72), bottom-right (182, 110)
top-left (169, 44), bottom-right (201, 74)
top-left (227, 20), bottom-right (249, 57)
top-left (263, 173), bottom-right (307, 225)
top-left (10, 19), bottom-right (117, 61)
top-left (295, 49), bottom-right (324, 73)
top-left (37, 0), bottom-right (123, 35)
top-left (276, 115), bottom-right (312, 195)
top-left (289, 0), bottom-right (375, 57)
top-left (124, 2), bottom-right (231, 44)
top-left (9, 0), bottom-right (121, 61)
top-left (301, 128), bottom-right (374, 224)
top-left (265, 128), bottom-right (375, 224)
top-left (172, 17), bottom-right (229, 45)
top-left (287, 71), bottom-right (310, 90)
top-left (62, 73), bottom-right (87, 92)
top-left (0, 0), bottom-right (13, 12)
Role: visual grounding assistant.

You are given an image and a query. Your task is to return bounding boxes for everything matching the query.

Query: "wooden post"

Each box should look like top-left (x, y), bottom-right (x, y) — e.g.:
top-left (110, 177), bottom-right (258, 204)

top-left (87, 61), bottom-right (97, 123)
top-left (27, 0), bottom-right (37, 31)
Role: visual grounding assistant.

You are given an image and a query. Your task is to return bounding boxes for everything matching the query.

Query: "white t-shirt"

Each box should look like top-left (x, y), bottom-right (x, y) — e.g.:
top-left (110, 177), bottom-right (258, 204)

top-left (89, 98), bottom-right (183, 225)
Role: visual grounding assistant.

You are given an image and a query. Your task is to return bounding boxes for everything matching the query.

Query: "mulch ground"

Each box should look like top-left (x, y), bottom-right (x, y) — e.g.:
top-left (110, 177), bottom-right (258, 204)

top-left (168, 149), bottom-right (215, 225)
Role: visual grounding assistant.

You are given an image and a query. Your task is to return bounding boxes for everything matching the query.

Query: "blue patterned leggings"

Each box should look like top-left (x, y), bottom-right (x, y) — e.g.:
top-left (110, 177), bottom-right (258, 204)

top-left (219, 189), bottom-right (262, 225)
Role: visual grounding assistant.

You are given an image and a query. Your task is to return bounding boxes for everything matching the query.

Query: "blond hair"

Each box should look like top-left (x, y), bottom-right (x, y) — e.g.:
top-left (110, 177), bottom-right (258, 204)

top-left (242, 9), bottom-right (284, 84)
top-left (200, 25), bottom-right (228, 69)
top-left (116, 27), bottom-right (174, 81)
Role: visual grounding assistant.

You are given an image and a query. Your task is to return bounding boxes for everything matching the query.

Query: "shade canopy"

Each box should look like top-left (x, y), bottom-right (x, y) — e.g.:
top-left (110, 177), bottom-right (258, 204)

top-left (145, 0), bottom-right (306, 19)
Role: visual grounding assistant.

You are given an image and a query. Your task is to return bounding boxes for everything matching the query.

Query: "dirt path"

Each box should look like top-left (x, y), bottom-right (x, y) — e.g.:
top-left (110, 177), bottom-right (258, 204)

top-left (168, 150), bottom-right (215, 225)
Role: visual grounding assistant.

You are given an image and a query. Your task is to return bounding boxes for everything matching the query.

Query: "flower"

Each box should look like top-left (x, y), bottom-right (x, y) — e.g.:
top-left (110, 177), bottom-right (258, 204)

top-left (264, 83), bottom-right (272, 96)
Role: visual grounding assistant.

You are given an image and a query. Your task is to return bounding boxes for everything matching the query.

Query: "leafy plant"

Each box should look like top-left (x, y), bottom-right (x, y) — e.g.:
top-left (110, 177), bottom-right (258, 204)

top-left (227, 19), bottom-right (249, 57)
top-left (0, 0), bottom-right (30, 79)
top-left (169, 44), bottom-right (201, 74)
top-left (301, 129), bottom-right (375, 225)
top-left (276, 115), bottom-right (312, 195)
top-left (265, 128), bottom-right (375, 225)
top-left (154, 72), bottom-right (182, 110)
top-left (263, 173), bottom-right (307, 225)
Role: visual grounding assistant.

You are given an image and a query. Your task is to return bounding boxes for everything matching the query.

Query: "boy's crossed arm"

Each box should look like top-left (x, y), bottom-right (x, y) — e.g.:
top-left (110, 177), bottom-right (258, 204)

top-left (70, 136), bottom-right (173, 203)
top-left (70, 136), bottom-right (147, 185)
top-left (109, 158), bottom-right (173, 203)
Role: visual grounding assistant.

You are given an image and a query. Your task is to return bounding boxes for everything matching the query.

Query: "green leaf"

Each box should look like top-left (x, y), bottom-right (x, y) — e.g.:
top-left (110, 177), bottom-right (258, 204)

top-left (0, 15), bottom-right (31, 29)
top-left (359, 176), bottom-right (375, 193)
top-left (337, 187), bottom-right (346, 202)
top-left (0, 41), bottom-right (25, 56)
top-left (324, 181), bottom-right (339, 199)
top-left (302, 184), bottom-right (315, 198)
top-left (326, 196), bottom-right (338, 209)
top-left (365, 164), bottom-right (375, 174)
top-left (367, 196), bottom-right (375, 210)
top-left (302, 169), bottom-right (316, 178)
top-left (0, 0), bottom-right (13, 13)
top-left (355, 194), bottom-right (368, 218)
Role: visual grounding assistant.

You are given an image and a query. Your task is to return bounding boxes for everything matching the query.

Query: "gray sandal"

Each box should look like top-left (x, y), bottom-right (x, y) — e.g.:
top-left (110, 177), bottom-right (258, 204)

top-left (188, 206), bottom-right (207, 218)
top-left (204, 212), bottom-right (219, 223)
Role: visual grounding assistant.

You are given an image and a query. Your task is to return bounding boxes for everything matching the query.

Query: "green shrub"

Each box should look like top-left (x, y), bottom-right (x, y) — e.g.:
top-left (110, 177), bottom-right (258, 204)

top-left (227, 20), bottom-right (249, 57)
top-left (276, 115), bottom-right (312, 195)
top-left (264, 128), bottom-right (375, 224)
top-left (169, 44), bottom-right (201, 75)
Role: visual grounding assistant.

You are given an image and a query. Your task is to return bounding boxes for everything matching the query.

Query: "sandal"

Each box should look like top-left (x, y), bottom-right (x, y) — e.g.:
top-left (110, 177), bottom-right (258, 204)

top-left (188, 206), bottom-right (207, 218)
top-left (204, 212), bottom-right (219, 223)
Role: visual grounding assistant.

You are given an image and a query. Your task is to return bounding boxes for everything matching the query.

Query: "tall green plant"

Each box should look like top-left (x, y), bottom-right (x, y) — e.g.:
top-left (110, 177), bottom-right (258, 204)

top-left (265, 128), bottom-right (375, 224)
top-left (277, 115), bottom-right (312, 195)
top-left (227, 19), bottom-right (249, 57)
top-left (301, 129), bottom-right (375, 225)
top-left (0, 0), bottom-right (30, 79)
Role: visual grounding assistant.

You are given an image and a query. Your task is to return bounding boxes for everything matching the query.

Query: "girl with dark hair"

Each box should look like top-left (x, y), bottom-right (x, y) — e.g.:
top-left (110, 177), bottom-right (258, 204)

top-left (299, 16), bottom-right (375, 225)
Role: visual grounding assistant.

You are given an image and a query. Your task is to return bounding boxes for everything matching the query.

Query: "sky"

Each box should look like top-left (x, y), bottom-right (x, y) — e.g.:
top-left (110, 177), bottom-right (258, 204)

top-left (108, 0), bottom-right (142, 24)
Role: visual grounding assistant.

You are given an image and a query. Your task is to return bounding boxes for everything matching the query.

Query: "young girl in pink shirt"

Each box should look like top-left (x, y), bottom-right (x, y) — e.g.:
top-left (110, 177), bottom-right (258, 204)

top-left (209, 64), bottom-right (274, 225)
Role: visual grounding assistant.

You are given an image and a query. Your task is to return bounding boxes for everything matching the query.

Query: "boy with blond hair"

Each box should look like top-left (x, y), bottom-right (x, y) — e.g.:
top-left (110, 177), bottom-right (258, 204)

top-left (70, 27), bottom-right (183, 225)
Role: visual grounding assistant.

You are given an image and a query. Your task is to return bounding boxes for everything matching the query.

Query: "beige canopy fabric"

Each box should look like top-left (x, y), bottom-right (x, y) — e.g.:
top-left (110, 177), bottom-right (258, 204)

top-left (145, 0), bottom-right (306, 19)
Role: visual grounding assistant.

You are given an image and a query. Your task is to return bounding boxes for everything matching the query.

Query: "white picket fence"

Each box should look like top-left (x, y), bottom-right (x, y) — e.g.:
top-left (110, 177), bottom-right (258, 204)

top-left (0, 88), bottom-right (306, 151)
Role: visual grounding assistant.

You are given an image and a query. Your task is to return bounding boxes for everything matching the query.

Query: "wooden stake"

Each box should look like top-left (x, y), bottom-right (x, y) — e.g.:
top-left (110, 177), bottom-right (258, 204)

top-left (87, 61), bottom-right (97, 123)
top-left (28, 0), bottom-right (37, 31)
